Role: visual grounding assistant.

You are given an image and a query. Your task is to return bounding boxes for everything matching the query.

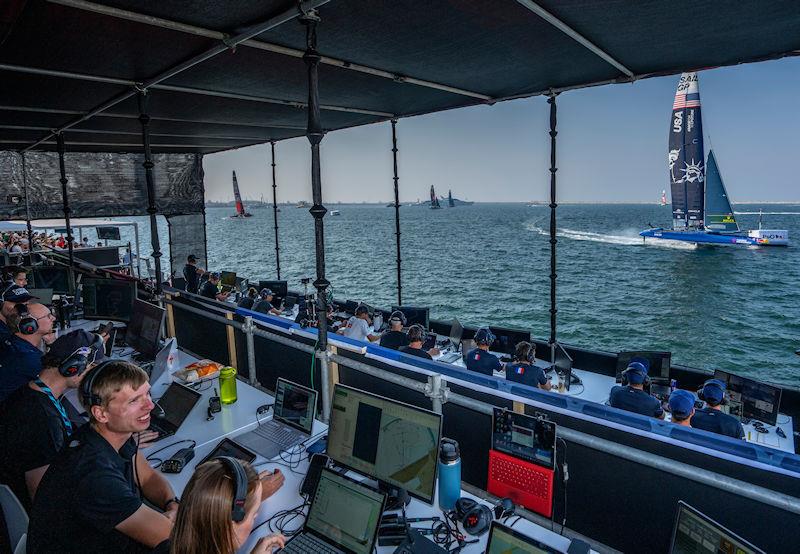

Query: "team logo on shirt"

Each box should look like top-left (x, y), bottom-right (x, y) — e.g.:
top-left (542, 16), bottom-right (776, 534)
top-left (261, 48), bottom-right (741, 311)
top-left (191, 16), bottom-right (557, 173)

top-left (516, 366), bottom-right (524, 375)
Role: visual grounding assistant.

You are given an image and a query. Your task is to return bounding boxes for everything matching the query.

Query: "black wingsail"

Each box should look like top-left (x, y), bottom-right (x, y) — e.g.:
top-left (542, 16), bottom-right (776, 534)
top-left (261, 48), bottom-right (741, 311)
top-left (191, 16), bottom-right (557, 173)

top-left (669, 73), bottom-right (705, 229)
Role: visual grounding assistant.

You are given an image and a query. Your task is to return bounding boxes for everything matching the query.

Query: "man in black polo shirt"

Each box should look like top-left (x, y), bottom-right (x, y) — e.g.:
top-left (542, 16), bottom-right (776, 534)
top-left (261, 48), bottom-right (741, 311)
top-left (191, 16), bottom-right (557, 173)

top-left (181, 254), bottom-right (204, 294)
top-left (691, 379), bottom-right (745, 439)
top-left (505, 341), bottom-right (551, 390)
top-left (399, 324), bottom-right (439, 360)
top-left (28, 361), bottom-right (178, 553)
top-left (0, 329), bottom-right (103, 509)
top-left (380, 311), bottom-right (410, 350)
top-left (608, 362), bottom-right (664, 419)
top-left (464, 327), bottom-right (503, 376)
top-left (199, 272), bottom-right (230, 302)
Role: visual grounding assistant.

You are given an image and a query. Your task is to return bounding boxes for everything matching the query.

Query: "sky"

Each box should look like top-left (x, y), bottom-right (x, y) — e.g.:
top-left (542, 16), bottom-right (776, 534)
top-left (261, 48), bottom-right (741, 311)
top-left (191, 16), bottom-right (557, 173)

top-left (203, 57), bottom-right (800, 204)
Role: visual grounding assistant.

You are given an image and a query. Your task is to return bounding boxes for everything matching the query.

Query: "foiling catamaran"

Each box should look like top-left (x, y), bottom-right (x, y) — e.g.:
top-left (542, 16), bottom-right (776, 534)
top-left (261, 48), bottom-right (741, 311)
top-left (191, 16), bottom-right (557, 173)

top-left (640, 73), bottom-right (788, 246)
top-left (229, 170), bottom-right (252, 218)
top-left (429, 184), bottom-right (442, 209)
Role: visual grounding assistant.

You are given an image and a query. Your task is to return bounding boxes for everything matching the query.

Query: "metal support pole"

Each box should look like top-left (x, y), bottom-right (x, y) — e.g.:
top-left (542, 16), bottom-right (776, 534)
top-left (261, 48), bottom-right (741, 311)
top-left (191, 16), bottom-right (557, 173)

top-left (426, 373), bottom-right (446, 414)
top-left (270, 141), bottom-right (281, 279)
top-left (133, 223), bottom-right (142, 278)
top-left (302, 10), bottom-right (331, 422)
top-left (138, 91), bottom-right (164, 294)
top-left (20, 153), bottom-right (36, 284)
top-left (391, 119), bottom-right (402, 305)
top-left (56, 133), bottom-right (76, 293)
top-left (243, 316), bottom-right (259, 386)
top-left (547, 94), bottom-right (558, 359)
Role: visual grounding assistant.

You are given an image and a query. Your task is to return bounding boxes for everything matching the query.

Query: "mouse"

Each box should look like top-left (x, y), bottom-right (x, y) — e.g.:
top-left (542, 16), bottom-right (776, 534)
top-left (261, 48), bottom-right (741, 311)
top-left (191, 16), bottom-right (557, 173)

top-left (776, 427), bottom-right (786, 439)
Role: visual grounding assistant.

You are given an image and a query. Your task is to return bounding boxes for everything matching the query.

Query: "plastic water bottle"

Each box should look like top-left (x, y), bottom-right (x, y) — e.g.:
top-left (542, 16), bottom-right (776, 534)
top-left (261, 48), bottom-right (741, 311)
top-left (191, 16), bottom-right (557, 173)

top-left (218, 366), bottom-right (238, 405)
top-left (438, 438), bottom-right (461, 511)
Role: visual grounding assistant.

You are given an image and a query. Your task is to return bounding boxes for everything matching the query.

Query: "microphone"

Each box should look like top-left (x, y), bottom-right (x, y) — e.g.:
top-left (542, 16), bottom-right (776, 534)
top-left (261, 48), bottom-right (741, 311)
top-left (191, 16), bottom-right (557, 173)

top-left (152, 400), bottom-right (166, 418)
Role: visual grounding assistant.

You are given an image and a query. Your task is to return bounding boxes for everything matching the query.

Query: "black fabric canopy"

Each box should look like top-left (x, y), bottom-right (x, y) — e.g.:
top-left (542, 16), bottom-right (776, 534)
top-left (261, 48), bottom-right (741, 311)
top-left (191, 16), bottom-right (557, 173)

top-left (2, 0), bottom-right (799, 153)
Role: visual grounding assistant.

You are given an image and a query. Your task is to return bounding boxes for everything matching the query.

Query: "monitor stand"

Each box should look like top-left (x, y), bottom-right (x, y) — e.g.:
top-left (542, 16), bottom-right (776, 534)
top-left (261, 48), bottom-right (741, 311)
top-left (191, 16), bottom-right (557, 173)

top-left (380, 483), bottom-right (410, 512)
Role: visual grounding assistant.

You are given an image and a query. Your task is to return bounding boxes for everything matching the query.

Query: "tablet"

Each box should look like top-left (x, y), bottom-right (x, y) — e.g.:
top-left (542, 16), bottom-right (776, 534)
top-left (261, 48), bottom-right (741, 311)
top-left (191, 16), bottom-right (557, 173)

top-left (198, 437), bottom-right (257, 466)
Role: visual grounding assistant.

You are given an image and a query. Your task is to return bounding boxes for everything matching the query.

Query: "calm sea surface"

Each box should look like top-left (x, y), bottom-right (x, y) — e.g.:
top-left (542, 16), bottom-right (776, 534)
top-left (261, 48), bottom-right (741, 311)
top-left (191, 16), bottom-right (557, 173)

top-left (110, 203), bottom-right (800, 387)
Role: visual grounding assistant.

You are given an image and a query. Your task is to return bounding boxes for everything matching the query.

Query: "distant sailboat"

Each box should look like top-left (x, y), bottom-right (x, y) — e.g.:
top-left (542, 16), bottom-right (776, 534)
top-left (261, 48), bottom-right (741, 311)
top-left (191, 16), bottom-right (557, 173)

top-left (448, 189), bottom-right (455, 208)
top-left (660, 190), bottom-right (667, 206)
top-left (430, 185), bottom-right (442, 209)
top-left (640, 73), bottom-right (788, 246)
top-left (230, 171), bottom-right (252, 218)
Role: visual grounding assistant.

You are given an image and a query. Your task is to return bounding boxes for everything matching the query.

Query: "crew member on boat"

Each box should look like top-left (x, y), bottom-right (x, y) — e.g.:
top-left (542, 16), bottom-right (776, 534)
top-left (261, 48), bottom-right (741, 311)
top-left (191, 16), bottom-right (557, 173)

top-left (379, 310), bottom-right (410, 350)
top-left (199, 272), bottom-right (230, 302)
top-left (668, 389), bottom-right (696, 427)
top-left (182, 254), bottom-right (204, 294)
top-left (465, 327), bottom-right (503, 376)
top-left (505, 342), bottom-right (551, 390)
top-left (691, 379), bottom-right (745, 439)
top-left (608, 362), bottom-right (664, 419)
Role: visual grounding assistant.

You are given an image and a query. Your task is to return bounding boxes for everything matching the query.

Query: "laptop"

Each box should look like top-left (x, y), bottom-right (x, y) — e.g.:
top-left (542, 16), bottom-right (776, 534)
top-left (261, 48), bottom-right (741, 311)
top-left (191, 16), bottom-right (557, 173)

top-left (488, 408), bottom-right (556, 518)
top-left (485, 521), bottom-right (563, 554)
top-left (148, 382), bottom-right (202, 440)
top-left (278, 468), bottom-right (386, 554)
top-left (150, 338), bottom-right (176, 385)
top-left (234, 378), bottom-right (318, 459)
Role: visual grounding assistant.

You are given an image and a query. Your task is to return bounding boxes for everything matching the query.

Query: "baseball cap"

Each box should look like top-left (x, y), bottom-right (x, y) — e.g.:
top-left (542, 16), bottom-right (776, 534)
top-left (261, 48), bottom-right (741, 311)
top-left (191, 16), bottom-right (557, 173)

top-left (47, 329), bottom-right (105, 365)
top-left (669, 389), bottom-right (696, 418)
top-left (208, 271), bottom-right (220, 280)
top-left (2, 284), bottom-right (38, 303)
top-left (187, 254), bottom-right (197, 262)
top-left (259, 288), bottom-right (273, 298)
top-left (701, 379), bottom-right (726, 404)
top-left (624, 361), bottom-right (648, 384)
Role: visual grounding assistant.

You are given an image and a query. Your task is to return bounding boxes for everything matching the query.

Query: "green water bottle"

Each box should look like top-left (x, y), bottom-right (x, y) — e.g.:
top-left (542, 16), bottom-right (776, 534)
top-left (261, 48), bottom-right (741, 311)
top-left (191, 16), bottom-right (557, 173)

top-left (218, 366), bottom-right (238, 404)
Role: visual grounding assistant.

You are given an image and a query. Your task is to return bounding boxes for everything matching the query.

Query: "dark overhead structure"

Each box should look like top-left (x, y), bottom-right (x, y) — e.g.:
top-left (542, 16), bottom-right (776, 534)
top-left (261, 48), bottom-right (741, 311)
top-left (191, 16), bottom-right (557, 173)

top-left (1, 0), bottom-right (799, 154)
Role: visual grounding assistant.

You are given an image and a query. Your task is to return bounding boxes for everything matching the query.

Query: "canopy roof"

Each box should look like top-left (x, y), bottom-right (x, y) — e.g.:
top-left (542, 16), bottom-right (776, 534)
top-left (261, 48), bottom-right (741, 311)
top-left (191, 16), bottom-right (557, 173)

top-left (2, 0), bottom-right (799, 154)
top-left (1, 218), bottom-right (135, 230)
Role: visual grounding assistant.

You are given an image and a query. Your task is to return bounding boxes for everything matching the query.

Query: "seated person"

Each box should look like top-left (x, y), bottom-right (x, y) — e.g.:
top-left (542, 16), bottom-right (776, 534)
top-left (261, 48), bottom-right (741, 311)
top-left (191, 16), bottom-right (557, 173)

top-left (399, 324), bottom-right (440, 359)
top-left (691, 379), bottom-right (745, 439)
top-left (668, 389), bottom-right (696, 427)
top-left (0, 329), bottom-right (104, 509)
top-left (199, 272), bottom-right (230, 302)
top-left (1, 283), bottom-right (35, 342)
top-left (608, 362), bottom-right (664, 419)
top-left (3, 265), bottom-right (27, 288)
top-left (464, 327), bottom-right (503, 376)
top-left (157, 458), bottom-right (285, 554)
top-left (379, 310), bottom-right (410, 350)
top-left (238, 287), bottom-right (259, 310)
top-left (0, 301), bottom-right (57, 402)
top-left (339, 305), bottom-right (380, 342)
top-left (505, 341), bottom-right (551, 390)
top-left (252, 288), bottom-right (281, 316)
top-left (28, 361), bottom-right (179, 552)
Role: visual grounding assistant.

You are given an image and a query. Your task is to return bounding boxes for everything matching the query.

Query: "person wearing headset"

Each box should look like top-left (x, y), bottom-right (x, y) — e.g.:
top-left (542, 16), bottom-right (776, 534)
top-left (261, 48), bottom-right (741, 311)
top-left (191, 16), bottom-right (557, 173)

top-left (252, 288), bottom-right (282, 316)
top-left (0, 329), bottom-right (104, 510)
top-left (690, 379), bottom-right (745, 439)
top-left (608, 361), bottom-right (665, 419)
top-left (160, 458), bottom-right (285, 554)
top-left (339, 304), bottom-right (381, 342)
top-left (0, 283), bottom-right (36, 343)
top-left (27, 360), bottom-right (179, 553)
top-left (668, 389), bottom-right (696, 427)
top-left (505, 341), bottom-right (551, 390)
top-left (398, 324), bottom-right (440, 359)
top-left (0, 300), bottom-right (57, 402)
top-left (465, 327), bottom-right (503, 376)
top-left (379, 310), bottom-right (410, 350)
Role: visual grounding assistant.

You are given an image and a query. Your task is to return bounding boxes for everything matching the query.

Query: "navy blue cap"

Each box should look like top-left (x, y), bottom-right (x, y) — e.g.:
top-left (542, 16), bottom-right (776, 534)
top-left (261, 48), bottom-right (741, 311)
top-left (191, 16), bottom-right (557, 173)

top-left (625, 361), bottom-right (648, 384)
top-left (2, 284), bottom-right (37, 303)
top-left (669, 389), bottom-right (696, 418)
top-left (47, 329), bottom-right (105, 364)
top-left (259, 288), bottom-right (273, 298)
top-left (701, 379), bottom-right (726, 404)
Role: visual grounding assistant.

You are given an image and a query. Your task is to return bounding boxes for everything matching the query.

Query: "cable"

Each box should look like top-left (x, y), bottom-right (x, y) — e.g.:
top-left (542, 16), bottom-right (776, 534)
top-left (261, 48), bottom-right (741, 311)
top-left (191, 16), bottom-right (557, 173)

top-left (145, 439), bottom-right (197, 469)
top-left (252, 500), bottom-right (309, 536)
top-left (310, 338), bottom-right (318, 390)
top-left (557, 437), bottom-right (568, 535)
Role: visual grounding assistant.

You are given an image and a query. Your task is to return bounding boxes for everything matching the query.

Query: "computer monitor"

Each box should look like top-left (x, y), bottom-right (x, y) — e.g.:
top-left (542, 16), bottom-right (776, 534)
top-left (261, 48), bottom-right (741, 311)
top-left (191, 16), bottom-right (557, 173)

top-left (390, 306), bottom-right (430, 329)
top-left (96, 226), bottom-right (121, 240)
top-left (220, 271), bottom-right (237, 287)
top-left (125, 299), bottom-right (165, 359)
top-left (492, 408), bottom-right (556, 470)
top-left (554, 343), bottom-right (573, 391)
top-left (489, 326), bottom-right (531, 355)
top-left (616, 351), bottom-right (672, 381)
top-left (81, 278), bottom-right (136, 322)
top-left (327, 384), bottom-right (442, 504)
top-left (714, 370), bottom-right (782, 426)
top-left (258, 279), bottom-right (287, 297)
top-left (669, 501), bottom-right (764, 554)
top-left (486, 521), bottom-right (561, 554)
top-left (31, 266), bottom-right (70, 294)
top-left (449, 318), bottom-right (464, 348)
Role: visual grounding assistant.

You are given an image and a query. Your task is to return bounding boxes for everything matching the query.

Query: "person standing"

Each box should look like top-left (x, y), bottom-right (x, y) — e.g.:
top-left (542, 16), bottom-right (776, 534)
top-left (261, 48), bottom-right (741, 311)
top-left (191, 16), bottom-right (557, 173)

top-left (182, 254), bottom-right (205, 294)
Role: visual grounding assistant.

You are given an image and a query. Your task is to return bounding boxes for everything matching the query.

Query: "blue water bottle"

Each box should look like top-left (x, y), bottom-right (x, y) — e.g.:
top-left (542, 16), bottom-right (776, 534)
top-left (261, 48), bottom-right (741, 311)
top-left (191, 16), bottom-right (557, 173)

top-left (438, 438), bottom-right (461, 511)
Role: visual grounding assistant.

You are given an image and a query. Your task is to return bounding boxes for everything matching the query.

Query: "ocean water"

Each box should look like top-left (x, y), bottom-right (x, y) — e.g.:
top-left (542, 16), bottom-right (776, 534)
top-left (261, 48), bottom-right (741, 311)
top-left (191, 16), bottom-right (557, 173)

top-left (109, 203), bottom-right (800, 387)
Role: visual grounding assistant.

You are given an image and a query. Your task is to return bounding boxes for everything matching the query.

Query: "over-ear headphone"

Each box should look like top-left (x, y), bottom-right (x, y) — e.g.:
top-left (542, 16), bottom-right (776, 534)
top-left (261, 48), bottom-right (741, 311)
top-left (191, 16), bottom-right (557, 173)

top-left (15, 303), bottom-right (38, 335)
top-left (218, 456), bottom-right (248, 522)
top-left (80, 359), bottom-right (118, 408)
top-left (389, 310), bottom-right (407, 326)
top-left (60, 333), bottom-right (105, 377)
top-left (514, 341), bottom-right (535, 364)
top-left (698, 379), bottom-right (727, 406)
top-left (474, 327), bottom-right (495, 346)
top-left (454, 497), bottom-right (514, 536)
top-left (621, 362), bottom-right (650, 387)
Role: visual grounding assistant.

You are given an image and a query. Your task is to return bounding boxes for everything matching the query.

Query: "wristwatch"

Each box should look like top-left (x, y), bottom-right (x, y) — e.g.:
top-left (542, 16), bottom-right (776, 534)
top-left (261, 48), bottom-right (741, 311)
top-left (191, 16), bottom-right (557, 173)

top-left (164, 496), bottom-right (180, 511)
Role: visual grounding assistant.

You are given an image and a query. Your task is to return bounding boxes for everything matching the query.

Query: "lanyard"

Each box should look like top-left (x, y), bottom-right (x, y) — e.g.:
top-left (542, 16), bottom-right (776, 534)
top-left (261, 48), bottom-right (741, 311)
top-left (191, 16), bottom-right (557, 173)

top-left (34, 379), bottom-right (73, 436)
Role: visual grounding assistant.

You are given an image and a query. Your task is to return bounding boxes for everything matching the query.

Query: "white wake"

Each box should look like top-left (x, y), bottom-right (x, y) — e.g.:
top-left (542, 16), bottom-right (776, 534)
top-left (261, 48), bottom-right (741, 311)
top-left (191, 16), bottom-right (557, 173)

top-left (526, 223), bottom-right (697, 249)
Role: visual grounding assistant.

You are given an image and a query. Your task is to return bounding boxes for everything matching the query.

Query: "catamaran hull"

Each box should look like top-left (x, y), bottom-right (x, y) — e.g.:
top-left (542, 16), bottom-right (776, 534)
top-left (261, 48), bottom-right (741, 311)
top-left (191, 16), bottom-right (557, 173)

top-left (640, 228), bottom-right (789, 246)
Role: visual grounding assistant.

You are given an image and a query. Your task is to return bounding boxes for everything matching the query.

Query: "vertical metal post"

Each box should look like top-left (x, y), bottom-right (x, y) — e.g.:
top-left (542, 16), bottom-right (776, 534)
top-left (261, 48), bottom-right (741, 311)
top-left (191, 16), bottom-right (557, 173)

top-left (138, 91), bottom-right (164, 294)
top-left (547, 94), bottom-right (558, 357)
top-left (391, 119), bottom-right (402, 306)
top-left (244, 315), bottom-right (259, 387)
top-left (427, 374), bottom-right (444, 414)
top-left (56, 133), bottom-right (76, 293)
top-left (20, 153), bottom-right (36, 285)
top-left (302, 10), bottom-right (331, 422)
top-left (270, 140), bottom-right (281, 279)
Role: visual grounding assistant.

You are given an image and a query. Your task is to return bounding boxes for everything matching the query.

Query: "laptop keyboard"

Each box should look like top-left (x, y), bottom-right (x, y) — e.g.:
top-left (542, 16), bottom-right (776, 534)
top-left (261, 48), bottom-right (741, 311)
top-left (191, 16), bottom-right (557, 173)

top-left (440, 352), bottom-right (461, 363)
top-left (280, 532), bottom-right (343, 554)
top-left (489, 456), bottom-right (550, 499)
top-left (253, 421), bottom-right (301, 446)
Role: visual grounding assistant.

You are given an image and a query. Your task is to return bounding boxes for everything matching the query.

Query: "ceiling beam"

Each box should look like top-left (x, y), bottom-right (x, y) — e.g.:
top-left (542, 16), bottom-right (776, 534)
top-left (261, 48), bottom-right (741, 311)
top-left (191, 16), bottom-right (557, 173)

top-left (1, 139), bottom-right (246, 148)
top-left (48, 0), bottom-right (493, 101)
top-left (0, 124), bottom-right (277, 142)
top-left (515, 0), bottom-right (634, 78)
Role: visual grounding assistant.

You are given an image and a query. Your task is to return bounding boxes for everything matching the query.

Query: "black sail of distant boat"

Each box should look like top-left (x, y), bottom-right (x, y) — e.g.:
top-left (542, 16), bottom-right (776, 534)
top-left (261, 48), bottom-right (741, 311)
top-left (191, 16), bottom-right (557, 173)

top-left (704, 150), bottom-right (739, 232)
top-left (668, 72), bottom-right (705, 229)
top-left (430, 185), bottom-right (441, 209)
top-left (448, 189), bottom-right (455, 207)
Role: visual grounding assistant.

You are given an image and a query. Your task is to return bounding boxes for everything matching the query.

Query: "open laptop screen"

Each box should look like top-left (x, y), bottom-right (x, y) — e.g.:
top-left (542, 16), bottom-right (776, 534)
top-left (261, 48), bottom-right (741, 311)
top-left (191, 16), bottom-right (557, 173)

top-left (486, 521), bottom-right (561, 553)
top-left (493, 408), bottom-right (556, 470)
top-left (274, 378), bottom-right (317, 434)
top-left (305, 469), bottom-right (385, 554)
top-left (156, 383), bottom-right (201, 430)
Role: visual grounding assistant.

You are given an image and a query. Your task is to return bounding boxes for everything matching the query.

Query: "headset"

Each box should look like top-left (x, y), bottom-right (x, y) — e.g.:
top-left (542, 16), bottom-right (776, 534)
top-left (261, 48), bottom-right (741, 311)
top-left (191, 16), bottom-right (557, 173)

top-left (60, 333), bottom-right (105, 377)
top-left (15, 303), bottom-right (38, 335)
top-left (621, 361), bottom-right (650, 387)
top-left (407, 324), bottom-right (426, 344)
top-left (454, 497), bottom-right (515, 536)
top-left (515, 341), bottom-right (535, 364)
top-left (474, 327), bottom-right (495, 346)
top-left (698, 379), bottom-right (727, 406)
top-left (388, 310), bottom-right (407, 327)
top-left (218, 456), bottom-right (248, 522)
top-left (79, 359), bottom-right (121, 408)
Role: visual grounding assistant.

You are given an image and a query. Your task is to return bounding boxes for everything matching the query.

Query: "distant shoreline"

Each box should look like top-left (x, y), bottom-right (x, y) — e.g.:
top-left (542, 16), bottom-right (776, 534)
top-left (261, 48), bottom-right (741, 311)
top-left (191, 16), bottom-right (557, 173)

top-left (204, 200), bottom-right (800, 207)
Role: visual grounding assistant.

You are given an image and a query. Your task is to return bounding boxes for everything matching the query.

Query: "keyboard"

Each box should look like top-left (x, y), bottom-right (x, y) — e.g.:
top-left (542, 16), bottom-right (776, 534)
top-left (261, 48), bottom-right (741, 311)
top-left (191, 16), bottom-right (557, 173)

top-left (489, 455), bottom-right (550, 500)
top-left (280, 532), bottom-right (343, 554)
top-left (439, 351), bottom-right (461, 363)
top-left (253, 421), bottom-right (302, 446)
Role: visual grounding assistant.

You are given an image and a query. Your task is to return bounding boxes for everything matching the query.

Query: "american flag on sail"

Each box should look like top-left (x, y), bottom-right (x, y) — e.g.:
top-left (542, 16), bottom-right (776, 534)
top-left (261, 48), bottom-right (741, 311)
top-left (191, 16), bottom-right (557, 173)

top-left (673, 93), bottom-right (701, 109)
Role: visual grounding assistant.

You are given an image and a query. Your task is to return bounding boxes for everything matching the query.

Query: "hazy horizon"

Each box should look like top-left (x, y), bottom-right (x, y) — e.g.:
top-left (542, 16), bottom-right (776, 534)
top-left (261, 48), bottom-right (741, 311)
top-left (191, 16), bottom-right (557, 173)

top-left (203, 57), bottom-right (800, 204)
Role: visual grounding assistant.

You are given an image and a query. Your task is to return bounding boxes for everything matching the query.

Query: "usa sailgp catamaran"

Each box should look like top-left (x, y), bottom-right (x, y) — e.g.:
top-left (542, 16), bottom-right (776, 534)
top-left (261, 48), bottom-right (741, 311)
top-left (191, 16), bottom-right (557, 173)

top-left (429, 185), bottom-right (442, 209)
top-left (640, 73), bottom-right (788, 246)
top-left (230, 171), bottom-right (252, 218)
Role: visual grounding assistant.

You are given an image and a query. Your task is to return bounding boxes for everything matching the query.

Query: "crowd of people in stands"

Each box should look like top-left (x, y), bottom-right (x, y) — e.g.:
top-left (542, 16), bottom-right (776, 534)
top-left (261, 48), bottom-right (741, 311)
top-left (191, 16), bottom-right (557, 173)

top-left (1, 231), bottom-right (103, 255)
